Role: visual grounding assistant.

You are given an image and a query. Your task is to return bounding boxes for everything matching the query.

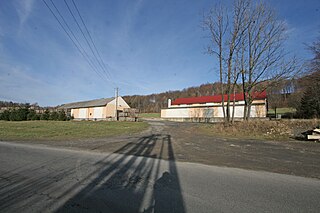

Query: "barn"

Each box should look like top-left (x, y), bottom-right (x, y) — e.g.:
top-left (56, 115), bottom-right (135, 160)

top-left (59, 96), bottom-right (130, 120)
top-left (161, 91), bottom-right (267, 122)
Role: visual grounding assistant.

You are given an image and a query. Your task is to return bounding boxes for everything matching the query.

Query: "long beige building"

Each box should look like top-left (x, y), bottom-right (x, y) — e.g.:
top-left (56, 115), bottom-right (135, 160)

top-left (60, 96), bottom-right (130, 120)
top-left (161, 92), bottom-right (267, 122)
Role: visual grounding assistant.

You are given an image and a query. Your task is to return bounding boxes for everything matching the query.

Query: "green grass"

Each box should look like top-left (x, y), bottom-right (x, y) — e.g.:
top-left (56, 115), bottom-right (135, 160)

top-left (139, 113), bottom-right (161, 118)
top-left (267, 107), bottom-right (296, 115)
top-left (0, 121), bottom-right (149, 141)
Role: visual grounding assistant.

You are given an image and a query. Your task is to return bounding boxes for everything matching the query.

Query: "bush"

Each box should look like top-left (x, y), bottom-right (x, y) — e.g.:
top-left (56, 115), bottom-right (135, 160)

top-left (40, 109), bottom-right (50, 120)
top-left (27, 110), bottom-right (40, 120)
top-left (58, 110), bottom-right (67, 121)
top-left (49, 111), bottom-right (59, 120)
top-left (9, 109), bottom-right (18, 121)
top-left (0, 110), bottom-right (11, 121)
top-left (7, 107), bottom-right (29, 121)
top-left (0, 108), bottom-right (67, 121)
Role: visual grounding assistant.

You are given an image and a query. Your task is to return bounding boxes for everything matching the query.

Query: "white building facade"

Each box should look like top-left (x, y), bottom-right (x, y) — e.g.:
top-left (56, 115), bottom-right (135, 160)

top-left (161, 92), bottom-right (267, 122)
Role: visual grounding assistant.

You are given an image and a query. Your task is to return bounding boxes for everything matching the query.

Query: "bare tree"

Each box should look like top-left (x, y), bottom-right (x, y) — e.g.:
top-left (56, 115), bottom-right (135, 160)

top-left (203, 0), bottom-right (249, 123)
top-left (203, 0), bottom-right (299, 122)
top-left (309, 38), bottom-right (320, 72)
top-left (239, 1), bottom-right (299, 120)
top-left (203, 4), bottom-right (228, 121)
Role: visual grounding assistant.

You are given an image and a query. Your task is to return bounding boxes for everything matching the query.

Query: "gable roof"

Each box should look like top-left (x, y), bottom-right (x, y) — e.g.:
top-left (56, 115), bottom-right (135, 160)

top-left (171, 91), bottom-right (267, 105)
top-left (59, 97), bottom-right (114, 109)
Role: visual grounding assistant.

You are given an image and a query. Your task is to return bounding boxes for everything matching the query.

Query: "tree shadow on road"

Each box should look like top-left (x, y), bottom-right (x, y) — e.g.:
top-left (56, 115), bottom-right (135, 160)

top-left (55, 134), bottom-right (185, 213)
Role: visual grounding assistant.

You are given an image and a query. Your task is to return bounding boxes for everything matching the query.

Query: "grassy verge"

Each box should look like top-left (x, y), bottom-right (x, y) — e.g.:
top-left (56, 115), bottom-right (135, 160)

top-left (139, 113), bottom-right (161, 118)
top-left (0, 121), bottom-right (149, 141)
top-left (198, 119), bottom-right (320, 141)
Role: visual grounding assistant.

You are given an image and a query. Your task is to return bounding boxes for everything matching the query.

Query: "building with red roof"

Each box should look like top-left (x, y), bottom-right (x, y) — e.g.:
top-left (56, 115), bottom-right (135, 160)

top-left (161, 91), bottom-right (267, 121)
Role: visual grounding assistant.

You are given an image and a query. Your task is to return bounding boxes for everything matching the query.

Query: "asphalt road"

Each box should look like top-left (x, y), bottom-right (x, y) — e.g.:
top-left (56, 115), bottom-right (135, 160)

top-left (0, 141), bottom-right (319, 213)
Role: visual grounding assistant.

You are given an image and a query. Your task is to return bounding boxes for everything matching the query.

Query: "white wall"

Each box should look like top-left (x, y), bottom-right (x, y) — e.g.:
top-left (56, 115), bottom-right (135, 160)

top-left (161, 104), bottom-right (266, 119)
top-left (108, 96), bottom-right (130, 110)
top-left (78, 108), bottom-right (87, 118)
top-left (93, 107), bottom-right (104, 118)
top-left (161, 107), bottom-right (214, 118)
top-left (161, 108), bottom-right (191, 118)
top-left (229, 106), bottom-right (245, 117)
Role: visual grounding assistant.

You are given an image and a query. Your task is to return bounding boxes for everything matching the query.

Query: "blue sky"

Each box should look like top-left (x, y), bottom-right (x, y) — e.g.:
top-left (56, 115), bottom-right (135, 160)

top-left (0, 0), bottom-right (319, 106)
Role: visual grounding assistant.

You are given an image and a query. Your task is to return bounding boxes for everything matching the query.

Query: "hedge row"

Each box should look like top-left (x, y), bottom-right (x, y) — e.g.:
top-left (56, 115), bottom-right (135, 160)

top-left (0, 108), bottom-right (69, 121)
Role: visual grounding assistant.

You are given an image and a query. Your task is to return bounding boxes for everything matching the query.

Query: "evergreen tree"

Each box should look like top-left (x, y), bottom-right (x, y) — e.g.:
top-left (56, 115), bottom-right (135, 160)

top-left (40, 109), bottom-right (50, 120)
top-left (27, 109), bottom-right (40, 120)
top-left (49, 111), bottom-right (59, 120)
top-left (58, 110), bottom-right (67, 121)
top-left (0, 110), bottom-right (10, 121)
top-left (299, 80), bottom-right (320, 118)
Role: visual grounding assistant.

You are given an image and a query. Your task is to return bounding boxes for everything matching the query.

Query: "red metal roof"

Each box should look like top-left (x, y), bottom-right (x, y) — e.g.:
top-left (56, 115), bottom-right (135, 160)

top-left (171, 91), bottom-right (267, 105)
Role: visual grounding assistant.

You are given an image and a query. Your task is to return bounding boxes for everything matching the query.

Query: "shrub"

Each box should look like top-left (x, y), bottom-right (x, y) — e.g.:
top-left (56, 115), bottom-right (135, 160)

top-left (27, 110), bottom-right (40, 120)
top-left (49, 111), bottom-right (59, 120)
top-left (0, 108), bottom-right (67, 121)
top-left (40, 109), bottom-right (50, 120)
top-left (58, 110), bottom-right (67, 121)
top-left (1, 108), bottom-right (28, 121)
top-left (0, 110), bottom-right (11, 121)
top-left (7, 107), bottom-right (29, 121)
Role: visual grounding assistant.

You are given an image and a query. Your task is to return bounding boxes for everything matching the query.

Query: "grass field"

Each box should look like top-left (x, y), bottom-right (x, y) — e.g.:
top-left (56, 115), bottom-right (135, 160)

top-left (0, 121), bottom-right (149, 141)
top-left (267, 107), bottom-right (296, 115)
top-left (139, 113), bottom-right (161, 118)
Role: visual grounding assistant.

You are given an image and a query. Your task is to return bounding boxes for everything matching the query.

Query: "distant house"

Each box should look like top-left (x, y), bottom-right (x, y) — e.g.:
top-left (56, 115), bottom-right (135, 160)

top-left (161, 91), bottom-right (267, 122)
top-left (59, 97), bottom-right (130, 120)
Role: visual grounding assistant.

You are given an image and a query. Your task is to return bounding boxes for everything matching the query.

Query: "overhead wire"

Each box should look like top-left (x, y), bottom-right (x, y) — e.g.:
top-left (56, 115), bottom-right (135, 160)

top-left (71, 0), bottom-right (112, 80)
top-left (63, 0), bottom-right (112, 81)
top-left (49, 0), bottom-right (110, 82)
top-left (48, 0), bottom-right (103, 80)
top-left (42, 0), bottom-right (111, 83)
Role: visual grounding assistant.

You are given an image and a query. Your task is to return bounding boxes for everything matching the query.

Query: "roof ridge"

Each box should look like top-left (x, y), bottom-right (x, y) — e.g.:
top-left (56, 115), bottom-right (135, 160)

top-left (59, 97), bottom-right (118, 109)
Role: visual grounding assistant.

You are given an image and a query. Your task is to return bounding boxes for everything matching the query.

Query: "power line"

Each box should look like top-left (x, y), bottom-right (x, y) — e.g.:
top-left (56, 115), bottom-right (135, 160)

top-left (71, 0), bottom-right (112, 80)
top-left (64, 0), bottom-right (112, 81)
top-left (42, 0), bottom-right (110, 82)
top-left (48, 0), bottom-right (110, 82)
top-left (48, 0), bottom-right (103, 79)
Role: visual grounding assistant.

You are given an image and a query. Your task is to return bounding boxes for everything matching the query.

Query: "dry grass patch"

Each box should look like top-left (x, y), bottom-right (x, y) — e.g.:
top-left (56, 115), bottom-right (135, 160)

top-left (198, 119), bottom-right (320, 140)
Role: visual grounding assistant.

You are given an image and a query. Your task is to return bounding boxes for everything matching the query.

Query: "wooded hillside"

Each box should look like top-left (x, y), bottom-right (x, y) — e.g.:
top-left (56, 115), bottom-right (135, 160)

top-left (123, 82), bottom-right (242, 113)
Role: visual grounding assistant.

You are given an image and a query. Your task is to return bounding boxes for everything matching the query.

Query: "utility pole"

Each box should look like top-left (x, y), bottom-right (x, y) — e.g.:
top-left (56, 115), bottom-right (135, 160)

top-left (115, 87), bottom-right (119, 121)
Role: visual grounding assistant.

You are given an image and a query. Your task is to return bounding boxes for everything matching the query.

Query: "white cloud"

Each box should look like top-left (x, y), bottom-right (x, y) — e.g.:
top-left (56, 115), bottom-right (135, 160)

top-left (282, 20), bottom-right (296, 38)
top-left (15, 0), bottom-right (35, 30)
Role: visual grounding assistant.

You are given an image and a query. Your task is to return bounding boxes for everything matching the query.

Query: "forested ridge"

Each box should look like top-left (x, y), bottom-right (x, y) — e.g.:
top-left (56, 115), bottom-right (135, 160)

top-left (123, 82), bottom-right (242, 113)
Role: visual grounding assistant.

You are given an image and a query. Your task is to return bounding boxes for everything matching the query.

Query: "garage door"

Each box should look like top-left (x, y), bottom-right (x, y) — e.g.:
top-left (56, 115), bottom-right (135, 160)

top-left (79, 108), bottom-right (87, 118)
top-left (93, 107), bottom-right (104, 118)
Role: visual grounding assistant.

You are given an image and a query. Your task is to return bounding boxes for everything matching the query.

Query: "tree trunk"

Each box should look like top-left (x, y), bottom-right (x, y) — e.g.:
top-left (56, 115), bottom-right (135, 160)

top-left (246, 102), bottom-right (252, 119)
top-left (226, 68), bottom-right (232, 123)
top-left (231, 85), bottom-right (236, 123)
